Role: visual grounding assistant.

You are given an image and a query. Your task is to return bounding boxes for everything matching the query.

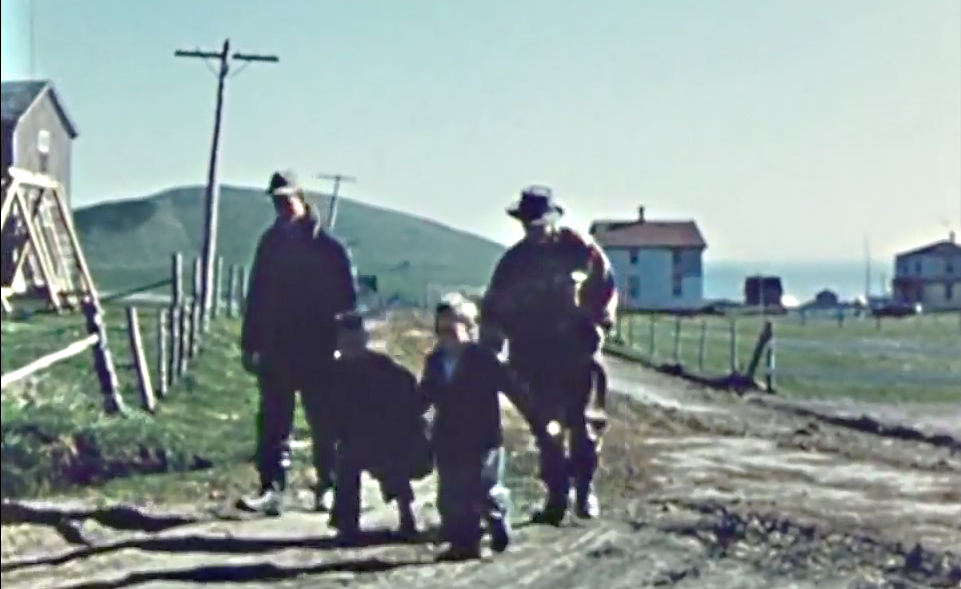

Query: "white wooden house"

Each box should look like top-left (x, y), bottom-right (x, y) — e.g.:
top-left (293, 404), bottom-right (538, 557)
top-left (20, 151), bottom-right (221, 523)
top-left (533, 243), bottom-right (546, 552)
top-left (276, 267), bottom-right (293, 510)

top-left (590, 206), bottom-right (707, 312)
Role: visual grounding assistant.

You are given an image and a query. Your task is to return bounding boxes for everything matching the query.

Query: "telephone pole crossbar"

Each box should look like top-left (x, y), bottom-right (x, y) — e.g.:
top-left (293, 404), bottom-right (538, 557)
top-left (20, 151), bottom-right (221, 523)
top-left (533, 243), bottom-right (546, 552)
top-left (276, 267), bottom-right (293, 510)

top-left (315, 173), bottom-right (356, 231)
top-left (175, 39), bottom-right (278, 332)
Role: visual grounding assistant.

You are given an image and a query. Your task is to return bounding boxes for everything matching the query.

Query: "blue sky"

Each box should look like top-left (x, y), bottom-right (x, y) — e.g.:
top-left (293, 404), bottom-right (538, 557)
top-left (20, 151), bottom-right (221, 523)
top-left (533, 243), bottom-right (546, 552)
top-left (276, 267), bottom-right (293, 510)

top-left (2, 0), bottom-right (959, 262)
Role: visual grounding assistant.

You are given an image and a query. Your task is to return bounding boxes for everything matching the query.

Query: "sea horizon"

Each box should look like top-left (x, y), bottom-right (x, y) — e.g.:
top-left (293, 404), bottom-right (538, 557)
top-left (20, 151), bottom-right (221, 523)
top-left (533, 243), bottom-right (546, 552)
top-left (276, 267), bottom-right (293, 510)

top-left (703, 259), bottom-right (896, 303)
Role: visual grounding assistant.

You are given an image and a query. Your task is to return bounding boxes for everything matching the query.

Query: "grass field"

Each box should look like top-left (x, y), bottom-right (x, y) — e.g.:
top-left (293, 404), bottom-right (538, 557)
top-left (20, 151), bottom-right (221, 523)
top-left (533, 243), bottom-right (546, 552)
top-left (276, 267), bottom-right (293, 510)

top-left (613, 311), bottom-right (961, 403)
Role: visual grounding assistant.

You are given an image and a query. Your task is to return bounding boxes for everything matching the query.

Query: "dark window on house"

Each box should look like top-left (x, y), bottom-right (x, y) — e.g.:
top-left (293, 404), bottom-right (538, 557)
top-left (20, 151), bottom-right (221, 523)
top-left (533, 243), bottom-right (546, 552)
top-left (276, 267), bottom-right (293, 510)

top-left (37, 129), bottom-right (50, 174)
top-left (628, 275), bottom-right (640, 299)
top-left (947, 282), bottom-right (954, 301)
top-left (914, 261), bottom-right (922, 275)
top-left (672, 276), bottom-right (683, 298)
top-left (947, 259), bottom-right (955, 274)
top-left (629, 248), bottom-right (638, 264)
top-left (672, 248), bottom-right (682, 268)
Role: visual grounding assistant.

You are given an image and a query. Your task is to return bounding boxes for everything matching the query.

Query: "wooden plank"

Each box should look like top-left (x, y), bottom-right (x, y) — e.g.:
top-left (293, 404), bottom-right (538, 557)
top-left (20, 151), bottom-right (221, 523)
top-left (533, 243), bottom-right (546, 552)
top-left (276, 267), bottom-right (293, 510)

top-left (11, 188), bottom-right (61, 311)
top-left (0, 333), bottom-right (99, 389)
top-left (82, 300), bottom-right (125, 415)
top-left (48, 181), bottom-right (101, 304)
top-left (8, 166), bottom-right (60, 190)
top-left (125, 306), bottom-right (156, 413)
top-left (0, 177), bottom-right (18, 230)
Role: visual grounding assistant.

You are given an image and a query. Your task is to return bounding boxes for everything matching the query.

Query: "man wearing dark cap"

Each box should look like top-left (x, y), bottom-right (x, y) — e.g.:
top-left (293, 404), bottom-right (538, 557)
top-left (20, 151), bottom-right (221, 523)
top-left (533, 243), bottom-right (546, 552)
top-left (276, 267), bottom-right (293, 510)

top-left (479, 185), bottom-right (618, 526)
top-left (238, 170), bottom-right (359, 515)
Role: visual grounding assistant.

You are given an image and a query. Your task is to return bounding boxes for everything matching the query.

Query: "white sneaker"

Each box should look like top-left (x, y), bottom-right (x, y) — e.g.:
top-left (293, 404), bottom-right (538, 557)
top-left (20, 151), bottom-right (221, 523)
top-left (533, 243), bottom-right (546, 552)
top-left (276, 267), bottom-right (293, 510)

top-left (314, 488), bottom-right (334, 512)
top-left (237, 489), bottom-right (284, 516)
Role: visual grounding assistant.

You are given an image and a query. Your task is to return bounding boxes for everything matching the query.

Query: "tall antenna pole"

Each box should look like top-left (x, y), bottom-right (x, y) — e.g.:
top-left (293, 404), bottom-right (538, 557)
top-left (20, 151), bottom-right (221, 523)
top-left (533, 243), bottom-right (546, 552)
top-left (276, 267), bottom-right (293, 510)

top-left (864, 234), bottom-right (872, 300)
top-left (29, 0), bottom-right (36, 77)
top-left (315, 172), bottom-right (356, 231)
top-left (175, 39), bottom-right (278, 333)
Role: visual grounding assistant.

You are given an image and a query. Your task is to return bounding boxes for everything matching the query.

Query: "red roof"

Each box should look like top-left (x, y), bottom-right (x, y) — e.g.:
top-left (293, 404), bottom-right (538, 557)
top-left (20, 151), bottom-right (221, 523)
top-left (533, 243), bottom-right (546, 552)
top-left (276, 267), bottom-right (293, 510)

top-left (591, 219), bottom-right (706, 249)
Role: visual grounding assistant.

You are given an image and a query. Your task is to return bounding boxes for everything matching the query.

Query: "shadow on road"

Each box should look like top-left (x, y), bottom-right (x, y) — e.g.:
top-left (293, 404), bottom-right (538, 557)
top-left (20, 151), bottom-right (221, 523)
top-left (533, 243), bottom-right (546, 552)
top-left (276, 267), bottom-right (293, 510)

top-left (1, 528), bottom-right (432, 573)
top-left (50, 555), bottom-right (435, 589)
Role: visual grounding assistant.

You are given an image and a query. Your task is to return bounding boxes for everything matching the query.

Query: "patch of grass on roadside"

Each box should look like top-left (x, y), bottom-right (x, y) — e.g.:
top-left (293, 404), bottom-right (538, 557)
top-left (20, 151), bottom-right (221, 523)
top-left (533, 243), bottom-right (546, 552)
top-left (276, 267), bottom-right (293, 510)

top-left (1, 306), bottom-right (273, 500)
top-left (616, 312), bottom-right (960, 403)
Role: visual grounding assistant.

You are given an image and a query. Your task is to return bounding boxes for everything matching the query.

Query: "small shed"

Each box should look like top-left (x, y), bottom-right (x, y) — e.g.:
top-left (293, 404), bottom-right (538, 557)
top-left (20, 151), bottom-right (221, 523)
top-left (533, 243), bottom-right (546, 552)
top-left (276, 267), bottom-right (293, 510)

top-left (744, 275), bottom-right (784, 307)
top-left (811, 289), bottom-right (840, 308)
top-left (2, 80), bottom-right (87, 310)
top-left (1, 80), bottom-right (78, 201)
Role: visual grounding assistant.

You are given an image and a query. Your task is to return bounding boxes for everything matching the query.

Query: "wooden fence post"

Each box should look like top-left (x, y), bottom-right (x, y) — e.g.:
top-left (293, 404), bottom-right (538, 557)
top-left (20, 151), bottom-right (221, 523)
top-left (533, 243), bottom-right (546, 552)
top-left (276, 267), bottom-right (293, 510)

top-left (764, 331), bottom-right (776, 392)
top-left (697, 319), bottom-right (706, 370)
top-left (168, 253), bottom-right (183, 383)
top-left (125, 306), bottom-right (156, 413)
top-left (178, 302), bottom-right (190, 376)
top-left (211, 256), bottom-right (223, 323)
top-left (238, 265), bottom-right (248, 317)
top-left (746, 320), bottom-right (773, 382)
top-left (226, 264), bottom-right (238, 318)
top-left (191, 257), bottom-right (203, 344)
top-left (156, 307), bottom-right (168, 398)
top-left (728, 317), bottom-right (738, 374)
top-left (81, 301), bottom-right (125, 415)
top-left (648, 314), bottom-right (656, 356)
top-left (672, 316), bottom-right (682, 363)
top-left (189, 298), bottom-right (201, 358)
top-left (626, 314), bottom-right (634, 346)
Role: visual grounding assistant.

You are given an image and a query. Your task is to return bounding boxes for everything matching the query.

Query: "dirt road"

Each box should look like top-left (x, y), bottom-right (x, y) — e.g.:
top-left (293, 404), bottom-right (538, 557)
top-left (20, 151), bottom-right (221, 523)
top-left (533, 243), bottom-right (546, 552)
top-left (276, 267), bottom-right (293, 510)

top-left (2, 353), bottom-right (959, 588)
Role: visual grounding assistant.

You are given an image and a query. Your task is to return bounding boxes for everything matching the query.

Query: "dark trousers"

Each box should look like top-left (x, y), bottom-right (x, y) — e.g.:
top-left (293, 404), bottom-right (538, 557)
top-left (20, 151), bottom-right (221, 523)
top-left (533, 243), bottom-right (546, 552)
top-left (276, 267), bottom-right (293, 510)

top-left (332, 445), bottom-right (415, 532)
top-left (436, 448), bottom-right (510, 550)
top-left (255, 364), bottom-right (336, 492)
top-left (511, 344), bottom-right (599, 505)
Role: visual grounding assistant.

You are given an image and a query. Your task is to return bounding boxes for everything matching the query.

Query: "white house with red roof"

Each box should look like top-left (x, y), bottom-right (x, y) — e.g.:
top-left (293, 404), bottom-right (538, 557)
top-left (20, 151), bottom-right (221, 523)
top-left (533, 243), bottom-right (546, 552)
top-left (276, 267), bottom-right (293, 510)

top-left (891, 232), bottom-right (961, 310)
top-left (590, 206), bottom-right (707, 311)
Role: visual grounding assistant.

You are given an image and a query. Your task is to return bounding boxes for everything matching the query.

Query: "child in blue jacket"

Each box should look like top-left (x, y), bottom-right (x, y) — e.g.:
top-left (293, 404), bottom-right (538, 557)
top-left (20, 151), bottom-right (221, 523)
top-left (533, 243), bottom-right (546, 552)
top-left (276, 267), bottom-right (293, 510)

top-left (419, 295), bottom-right (553, 561)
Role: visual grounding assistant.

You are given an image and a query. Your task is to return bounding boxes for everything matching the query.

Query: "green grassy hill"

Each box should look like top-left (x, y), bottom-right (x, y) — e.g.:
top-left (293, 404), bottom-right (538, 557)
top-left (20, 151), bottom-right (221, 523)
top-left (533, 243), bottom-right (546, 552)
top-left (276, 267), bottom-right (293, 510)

top-left (74, 185), bottom-right (506, 301)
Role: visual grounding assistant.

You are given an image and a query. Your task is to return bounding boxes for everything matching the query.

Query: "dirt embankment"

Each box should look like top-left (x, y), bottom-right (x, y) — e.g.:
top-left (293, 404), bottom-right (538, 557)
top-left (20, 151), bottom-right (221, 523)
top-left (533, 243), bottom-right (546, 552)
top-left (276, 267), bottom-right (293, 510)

top-left (2, 316), bottom-right (959, 589)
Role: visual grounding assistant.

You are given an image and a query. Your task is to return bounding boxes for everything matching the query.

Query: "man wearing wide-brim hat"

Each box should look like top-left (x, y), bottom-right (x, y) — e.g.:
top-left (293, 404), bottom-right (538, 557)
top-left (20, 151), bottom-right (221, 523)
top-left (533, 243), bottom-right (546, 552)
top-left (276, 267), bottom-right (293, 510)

top-left (479, 185), bottom-right (618, 526)
top-left (238, 170), bottom-right (359, 515)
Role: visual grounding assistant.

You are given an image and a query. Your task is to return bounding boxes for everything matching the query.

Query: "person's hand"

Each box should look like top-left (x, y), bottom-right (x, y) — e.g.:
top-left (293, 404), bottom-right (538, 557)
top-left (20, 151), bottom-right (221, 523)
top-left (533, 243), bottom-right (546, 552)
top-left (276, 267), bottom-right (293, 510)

top-left (241, 351), bottom-right (260, 374)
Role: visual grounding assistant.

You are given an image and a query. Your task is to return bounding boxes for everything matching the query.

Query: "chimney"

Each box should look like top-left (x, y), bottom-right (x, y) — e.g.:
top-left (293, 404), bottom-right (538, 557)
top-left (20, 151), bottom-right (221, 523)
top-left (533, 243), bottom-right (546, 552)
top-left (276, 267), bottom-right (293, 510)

top-left (638, 206), bottom-right (645, 223)
top-left (950, 230), bottom-right (957, 244)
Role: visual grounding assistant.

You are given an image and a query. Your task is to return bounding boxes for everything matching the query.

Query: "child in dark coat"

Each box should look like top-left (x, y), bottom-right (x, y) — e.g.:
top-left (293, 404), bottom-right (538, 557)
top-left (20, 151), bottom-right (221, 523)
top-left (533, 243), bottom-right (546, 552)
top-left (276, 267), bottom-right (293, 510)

top-left (329, 312), bottom-right (432, 541)
top-left (419, 295), bottom-right (553, 561)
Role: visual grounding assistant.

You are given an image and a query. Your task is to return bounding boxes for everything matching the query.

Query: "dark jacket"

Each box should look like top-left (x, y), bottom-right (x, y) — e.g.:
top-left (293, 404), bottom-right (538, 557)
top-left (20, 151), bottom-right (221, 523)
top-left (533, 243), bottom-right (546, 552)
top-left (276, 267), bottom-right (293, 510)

top-left (480, 227), bottom-right (617, 347)
top-left (240, 208), bottom-right (358, 372)
top-left (419, 343), bottom-right (545, 465)
top-left (332, 351), bottom-right (432, 479)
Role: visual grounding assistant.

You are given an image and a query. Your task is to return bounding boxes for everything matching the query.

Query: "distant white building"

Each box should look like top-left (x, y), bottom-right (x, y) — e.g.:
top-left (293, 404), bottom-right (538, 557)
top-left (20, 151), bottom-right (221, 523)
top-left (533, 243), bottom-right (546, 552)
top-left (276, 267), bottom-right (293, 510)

top-left (891, 232), bottom-right (961, 310)
top-left (590, 206), bottom-right (707, 312)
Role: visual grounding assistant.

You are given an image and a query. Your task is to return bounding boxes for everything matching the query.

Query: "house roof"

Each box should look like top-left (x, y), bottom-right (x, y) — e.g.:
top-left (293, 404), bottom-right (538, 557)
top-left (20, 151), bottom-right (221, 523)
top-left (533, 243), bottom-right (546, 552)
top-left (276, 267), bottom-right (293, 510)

top-left (1, 80), bottom-right (79, 138)
top-left (896, 238), bottom-right (961, 259)
top-left (591, 219), bottom-right (707, 249)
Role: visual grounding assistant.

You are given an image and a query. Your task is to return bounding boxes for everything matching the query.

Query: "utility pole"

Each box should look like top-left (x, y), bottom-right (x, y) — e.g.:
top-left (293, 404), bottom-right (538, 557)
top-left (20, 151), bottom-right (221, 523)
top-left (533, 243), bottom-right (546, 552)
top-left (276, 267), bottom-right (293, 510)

top-left (864, 234), bottom-right (872, 301)
top-left (175, 39), bottom-right (278, 332)
top-left (315, 173), bottom-right (356, 231)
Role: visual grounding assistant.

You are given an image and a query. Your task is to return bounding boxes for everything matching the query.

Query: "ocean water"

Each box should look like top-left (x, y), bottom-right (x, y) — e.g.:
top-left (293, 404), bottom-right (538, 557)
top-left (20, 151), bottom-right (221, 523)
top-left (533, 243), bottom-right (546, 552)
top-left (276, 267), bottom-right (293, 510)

top-left (704, 260), bottom-right (892, 303)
